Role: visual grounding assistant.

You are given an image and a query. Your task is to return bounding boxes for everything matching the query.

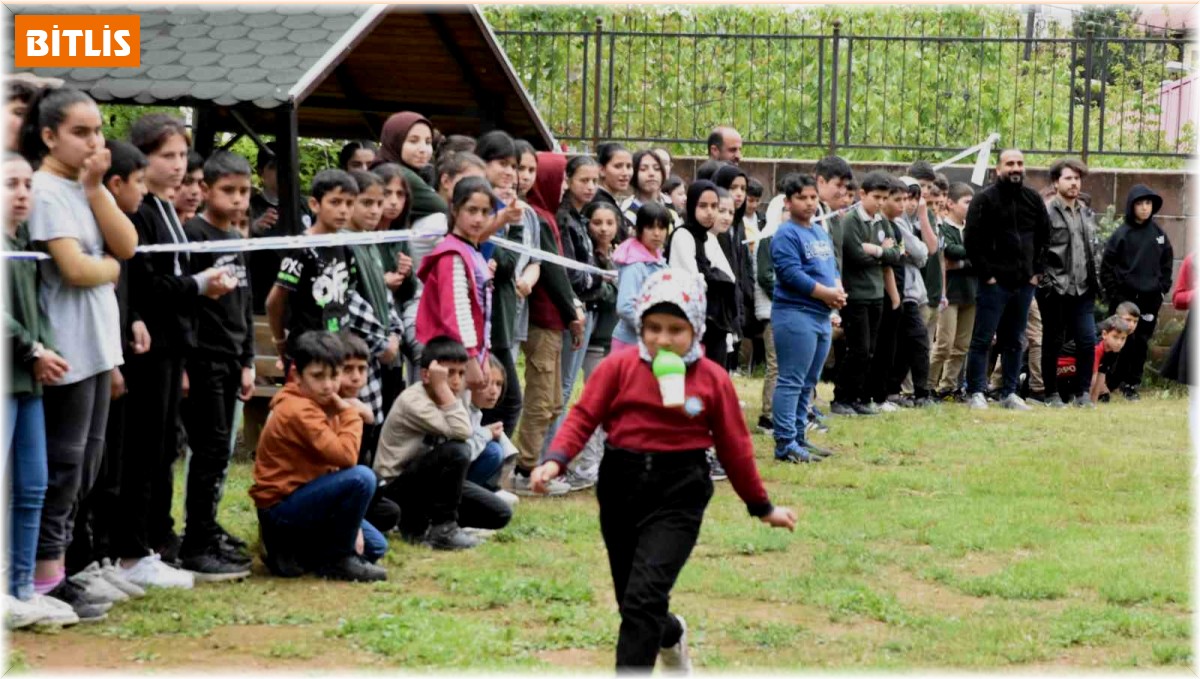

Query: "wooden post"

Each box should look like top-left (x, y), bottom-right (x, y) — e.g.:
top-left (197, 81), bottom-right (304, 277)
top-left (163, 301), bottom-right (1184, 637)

top-left (192, 106), bottom-right (217, 158)
top-left (275, 103), bottom-right (303, 236)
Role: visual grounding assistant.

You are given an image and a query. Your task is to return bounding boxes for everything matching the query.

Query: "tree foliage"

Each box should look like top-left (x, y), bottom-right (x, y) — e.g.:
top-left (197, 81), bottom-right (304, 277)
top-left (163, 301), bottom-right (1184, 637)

top-left (484, 5), bottom-right (1188, 168)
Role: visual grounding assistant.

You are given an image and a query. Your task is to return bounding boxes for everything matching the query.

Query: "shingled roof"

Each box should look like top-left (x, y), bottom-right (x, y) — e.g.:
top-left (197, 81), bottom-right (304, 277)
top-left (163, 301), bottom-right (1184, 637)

top-left (3, 4), bottom-right (556, 148)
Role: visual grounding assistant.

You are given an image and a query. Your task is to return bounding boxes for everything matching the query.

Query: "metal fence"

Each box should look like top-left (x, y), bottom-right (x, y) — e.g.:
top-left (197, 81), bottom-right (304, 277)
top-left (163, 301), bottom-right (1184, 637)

top-left (492, 15), bottom-right (1193, 163)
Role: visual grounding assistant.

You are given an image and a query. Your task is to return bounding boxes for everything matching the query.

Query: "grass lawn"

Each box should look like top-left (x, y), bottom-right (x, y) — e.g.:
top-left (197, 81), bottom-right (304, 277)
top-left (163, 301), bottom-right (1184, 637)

top-left (7, 379), bottom-right (1192, 673)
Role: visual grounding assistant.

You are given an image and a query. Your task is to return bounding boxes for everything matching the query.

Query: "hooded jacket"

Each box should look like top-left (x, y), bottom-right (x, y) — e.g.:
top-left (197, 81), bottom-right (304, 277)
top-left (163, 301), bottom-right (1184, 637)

top-left (527, 153), bottom-right (579, 331)
top-left (249, 381), bottom-right (363, 509)
top-left (376, 111), bottom-right (448, 223)
top-left (963, 177), bottom-right (1050, 288)
top-left (1100, 184), bottom-right (1174, 299)
top-left (544, 268), bottom-right (773, 517)
top-left (612, 237), bottom-right (668, 346)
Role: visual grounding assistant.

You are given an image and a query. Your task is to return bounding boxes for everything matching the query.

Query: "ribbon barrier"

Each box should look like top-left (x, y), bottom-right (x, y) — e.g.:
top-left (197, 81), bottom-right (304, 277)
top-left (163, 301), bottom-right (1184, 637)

top-left (742, 132), bottom-right (1000, 245)
top-left (1, 223), bottom-right (617, 279)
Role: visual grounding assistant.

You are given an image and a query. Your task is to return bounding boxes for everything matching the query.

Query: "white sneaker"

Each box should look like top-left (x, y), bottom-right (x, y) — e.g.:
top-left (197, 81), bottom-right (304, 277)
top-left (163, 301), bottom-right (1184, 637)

top-left (25, 594), bottom-right (80, 626)
top-left (968, 392), bottom-right (989, 410)
top-left (120, 553), bottom-right (195, 589)
top-left (878, 401), bottom-right (900, 413)
top-left (1001, 393), bottom-right (1032, 411)
top-left (561, 468), bottom-right (597, 492)
top-left (6, 594), bottom-right (48, 629)
top-left (70, 562), bottom-right (129, 603)
top-left (100, 558), bottom-right (146, 598)
top-left (510, 470), bottom-right (570, 497)
top-left (658, 613), bottom-right (693, 674)
top-left (461, 527), bottom-right (497, 540)
top-left (493, 489), bottom-right (520, 509)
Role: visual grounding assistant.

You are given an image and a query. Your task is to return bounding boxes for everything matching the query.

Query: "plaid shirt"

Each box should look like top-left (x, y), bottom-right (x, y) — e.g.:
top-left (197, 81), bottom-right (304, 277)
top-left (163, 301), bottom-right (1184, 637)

top-left (345, 288), bottom-right (404, 423)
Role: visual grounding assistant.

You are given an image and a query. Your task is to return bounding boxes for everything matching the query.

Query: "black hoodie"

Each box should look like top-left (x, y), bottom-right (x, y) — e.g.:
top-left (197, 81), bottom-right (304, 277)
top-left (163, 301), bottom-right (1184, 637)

top-left (1100, 184), bottom-right (1174, 300)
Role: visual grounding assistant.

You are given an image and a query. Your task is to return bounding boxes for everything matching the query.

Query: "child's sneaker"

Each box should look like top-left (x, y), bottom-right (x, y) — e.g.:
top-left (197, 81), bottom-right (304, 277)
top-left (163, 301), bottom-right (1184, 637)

top-left (829, 401), bottom-right (858, 416)
top-left (25, 594), bottom-right (80, 627)
top-left (1000, 393), bottom-right (1032, 411)
top-left (510, 469), bottom-right (570, 497)
top-left (1120, 387), bottom-right (1141, 401)
top-left (774, 440), bottom-right (819, 464)
top-left (801, 439), bottom-right (834, 458)
top-left (706, 450), bottom-right (728, 481)
top-left (99, 558), bottom-right (146, 598)
top-left (967, 392), bottom-right (989, 410)
top-left (181, 547), bottom-right (252, 583)
top-left (120, 553), bottom-right (195, 589)
top-left (877, 401), bottom-right (900, 413)
top-left (658, 613), bottom-right (692, 674)
top-left (756, 415), bottom-right (774, 434)
top-left (6, 594), bottom-right (48, 629)
top-left (424, 522), bottom-right (480, 551)
top-left (46, 580), bottom-right (111, 623)
top-left (69, 562), bottom-right (128, 603)
top-left (562, 468), bottom-right (596, 492)
top-left (316, 555), bottom-right (386, 583)
top-left (1072, 394), bottom-right (1096, 409)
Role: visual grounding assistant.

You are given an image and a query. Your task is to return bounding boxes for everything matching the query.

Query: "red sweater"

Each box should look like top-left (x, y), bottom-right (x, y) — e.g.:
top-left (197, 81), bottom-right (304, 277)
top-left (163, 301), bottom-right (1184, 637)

top-left (1173, 253), bottom-right (1193, 311)
top-left (547, 346), bottom-right (772, 516)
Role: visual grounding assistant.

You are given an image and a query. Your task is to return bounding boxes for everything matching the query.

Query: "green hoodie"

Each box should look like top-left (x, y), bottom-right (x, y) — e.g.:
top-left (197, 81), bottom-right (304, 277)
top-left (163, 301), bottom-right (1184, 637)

top-left (6, 223), bottom-right (55, 396)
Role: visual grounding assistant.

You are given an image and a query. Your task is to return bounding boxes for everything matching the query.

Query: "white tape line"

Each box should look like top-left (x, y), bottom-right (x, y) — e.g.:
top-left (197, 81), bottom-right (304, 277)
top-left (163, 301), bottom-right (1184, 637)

top-left (742, 202), bottom-right (859, 245)
top-left (3, 226), bottom-right (616, 278)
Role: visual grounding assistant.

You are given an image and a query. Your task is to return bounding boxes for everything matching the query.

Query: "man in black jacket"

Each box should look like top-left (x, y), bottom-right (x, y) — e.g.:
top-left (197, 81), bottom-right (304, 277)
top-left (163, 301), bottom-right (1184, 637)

top-left (1038, 158), bottom-right (1102, 407)
top-left (963, 149), bottom-right (1050, 411)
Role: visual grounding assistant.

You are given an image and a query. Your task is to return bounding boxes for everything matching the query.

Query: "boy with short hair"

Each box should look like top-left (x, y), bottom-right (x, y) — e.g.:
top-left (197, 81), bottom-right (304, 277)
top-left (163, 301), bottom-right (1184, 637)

top-left (886, 178), bottom-right (938, 406)
top-left (250, 331), bottom-right (385, 582)
top-left (1090, 316), bottom-right (1132, 403)
top-left (177, 151), bottom-right (258, 581)
top-left (770, 174), bottom-right (846, 462)
top-left (374, 336), bottom-right (502, 550)
top-left (266, 169), bottom-right (360, 369)
top-left (1101, 185), bottom-right (1173, 400)
top-left (865, 180), bottom-right (909, 412)
top-left (173, 151), bottom-right (204, 224)
top-left (831, 171), bottom-right (903, 415)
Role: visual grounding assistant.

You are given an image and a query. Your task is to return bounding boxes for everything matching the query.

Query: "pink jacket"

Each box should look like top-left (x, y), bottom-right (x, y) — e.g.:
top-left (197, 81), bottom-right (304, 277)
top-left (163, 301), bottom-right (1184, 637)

top-left (415, 235), bottom-right (488, 357)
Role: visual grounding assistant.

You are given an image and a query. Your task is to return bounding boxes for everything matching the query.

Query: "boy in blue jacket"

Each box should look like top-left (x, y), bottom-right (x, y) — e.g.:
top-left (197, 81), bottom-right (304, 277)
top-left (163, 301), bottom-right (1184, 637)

top-left (770, 175), bottom-right (847, 463)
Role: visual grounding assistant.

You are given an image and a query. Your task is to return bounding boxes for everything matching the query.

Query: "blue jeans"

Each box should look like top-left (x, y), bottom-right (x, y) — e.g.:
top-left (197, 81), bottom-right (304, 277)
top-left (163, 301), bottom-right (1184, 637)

top-left (771, 307), bottom-right (832, 445)
top-left (967, 281), bottom-right (1035, 396)
top-left (259, 465), bottom-right (377, 565)
top-left (542, 310), bottom-right (597, 458)
top-left (467, 440), bottom-right (505, 488)
top-left (5, 395), bottom-right (47, 600)
top-left (360, 520), bottom-right (386, 563)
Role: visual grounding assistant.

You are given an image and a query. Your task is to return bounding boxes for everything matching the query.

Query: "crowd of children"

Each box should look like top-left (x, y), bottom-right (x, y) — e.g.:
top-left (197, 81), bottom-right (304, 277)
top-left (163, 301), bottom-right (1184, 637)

top-left (2, 80), bottom-right (1188, 670)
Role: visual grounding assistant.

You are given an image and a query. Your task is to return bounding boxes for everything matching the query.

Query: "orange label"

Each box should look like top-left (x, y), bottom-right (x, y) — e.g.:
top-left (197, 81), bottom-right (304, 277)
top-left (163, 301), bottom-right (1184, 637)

top-left (13, 15), bottom-right (140, 67)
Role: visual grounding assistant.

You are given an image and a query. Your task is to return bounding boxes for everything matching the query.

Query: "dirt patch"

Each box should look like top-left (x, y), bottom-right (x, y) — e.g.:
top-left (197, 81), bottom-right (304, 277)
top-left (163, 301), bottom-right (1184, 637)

top-left (534, 648), bottom-right (610, 668)
top-left (882, 565), bottom-right (990, 615)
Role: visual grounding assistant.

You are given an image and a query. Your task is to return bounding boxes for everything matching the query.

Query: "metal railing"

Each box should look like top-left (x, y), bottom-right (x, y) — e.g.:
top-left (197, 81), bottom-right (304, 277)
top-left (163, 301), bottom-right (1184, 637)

top-left (493, 15), bottom-right (1193, 163)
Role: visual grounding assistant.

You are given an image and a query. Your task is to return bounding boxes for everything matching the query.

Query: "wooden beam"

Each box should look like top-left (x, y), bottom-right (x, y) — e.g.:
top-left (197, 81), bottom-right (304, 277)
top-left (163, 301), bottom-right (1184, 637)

top-left (192, 106), bottom-right (217, 158)
top-left (275, 104), bottom-right (303, 237)
top-left (302, 95), bottom-right (482, 120)
top-left (332, 65), bottom-right (385, 139)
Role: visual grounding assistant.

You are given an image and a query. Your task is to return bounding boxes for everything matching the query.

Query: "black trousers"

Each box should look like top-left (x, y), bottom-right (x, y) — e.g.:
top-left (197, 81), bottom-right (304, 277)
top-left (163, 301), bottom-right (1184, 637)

top-left (888, 302), bottom-right (932, 399)
top-left (180, 356), bottom-right (242, 551)
top-left (867, 301), bottom-right (902, 403)
top-left (115, 350), bottom-right (183, 559)
top-left (379, 440), bottom-right (512, 537)
top-left (702, 325), bottom-right (728, 368)
top-left (480, 346), bottom-right (522, 437)
top-left (1039, 288), bottom-right (1097, 399)
top-left (833, 300), bottom-right (883, 404)
top-left (66, 390), bottom-right (124, 574)
top-left (1109, 291), bottom-right (1163, 391)
top-left (597, 447), bottom-right (713, 671)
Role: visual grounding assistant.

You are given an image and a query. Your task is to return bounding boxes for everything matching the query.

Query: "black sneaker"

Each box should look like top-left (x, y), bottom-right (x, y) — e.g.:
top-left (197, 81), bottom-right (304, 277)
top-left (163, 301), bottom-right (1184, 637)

top-left (259, 523), bottom-right (304, 578)
top-left (216, 525), bottom-right (249, 551)
top-left (851, 402), bottom-right (879, 416)
top-left (829, 401), bottom-right (858, 416)
top-left (756, 415), bottom-right (774, 434)
top-left (1121, 387), bottom-right (1141, 401)
top-left (156, 532), bottom-right (182, 567)
top-left (424, 522), bottom-right (480, 551)
top-left (182, 532), bottom-right (251, 569)
top-left (707, 450), bottom-right (728, 481)
top-left (316, 555), bottom-right (386, 583)
top-left (181, 548), bottom-right (251, 583)
top-left (47, 580), bottom-right (111, 622)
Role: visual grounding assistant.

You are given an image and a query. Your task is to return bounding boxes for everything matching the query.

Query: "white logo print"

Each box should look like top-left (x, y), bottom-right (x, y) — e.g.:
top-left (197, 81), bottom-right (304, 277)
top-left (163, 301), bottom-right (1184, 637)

top-left (1156, 236), bottom-right (1165, 245)
top-left (312, 261), bottom-right (350, 307)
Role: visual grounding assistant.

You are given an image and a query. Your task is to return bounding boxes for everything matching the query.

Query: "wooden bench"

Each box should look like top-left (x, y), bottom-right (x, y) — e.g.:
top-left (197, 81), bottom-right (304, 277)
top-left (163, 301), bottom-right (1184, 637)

top-left (237, 316), bottom-right (286, 459)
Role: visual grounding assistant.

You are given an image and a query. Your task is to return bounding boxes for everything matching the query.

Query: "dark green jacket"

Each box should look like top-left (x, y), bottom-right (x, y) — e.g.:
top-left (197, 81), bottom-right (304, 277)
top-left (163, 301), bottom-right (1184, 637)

top-left (586, 256), bottom-right (618, 349)
top-left (490, 222), bottom-right (528, 351)
top-left (941, 220), bottom-right (977, 306)
top-left (920, 207), bottom-right (944, 305)
top-left (840, 209), bottom-right (902, 303)
top-left (6, 223), bottom-right (54, 396)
